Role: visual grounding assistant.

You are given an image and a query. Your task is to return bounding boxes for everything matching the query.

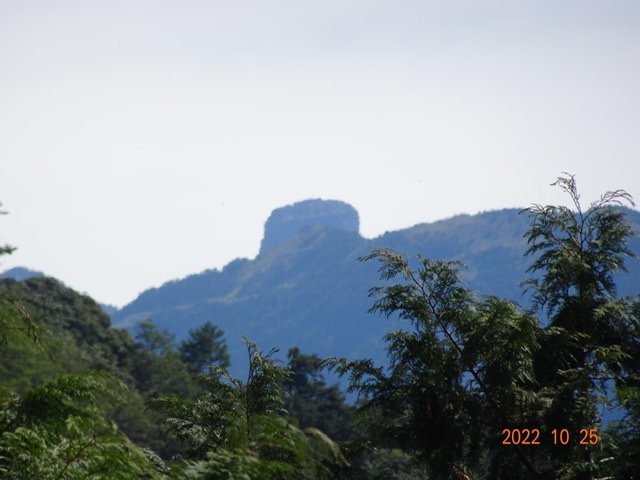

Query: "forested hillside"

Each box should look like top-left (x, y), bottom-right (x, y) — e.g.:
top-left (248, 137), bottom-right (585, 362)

top-left (0, 275), bottom-right (363, 477)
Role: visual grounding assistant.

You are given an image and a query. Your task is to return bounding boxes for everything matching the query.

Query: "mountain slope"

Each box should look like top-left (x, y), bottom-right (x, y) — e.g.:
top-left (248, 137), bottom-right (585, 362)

top-left (112, 201), bottom-right (640, 374)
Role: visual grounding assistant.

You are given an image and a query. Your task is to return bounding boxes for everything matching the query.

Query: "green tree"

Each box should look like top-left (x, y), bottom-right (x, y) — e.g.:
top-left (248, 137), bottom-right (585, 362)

top-left (352, 448), bottom-right (430, 480)
top-left (123, 320), bottom-right (201, 458)
top-left (329, 251), bottom-right (542, 479)
top-left (604, 380), bottom-right (640, 478)
top-left (606, 297), bottom-right (640, 475)
top-left (0, 373), bottom-right (167, 479)
top-left (180, 321), bottom-right (230, 373)
top-left (151, 338), bottom-right (347, 479)
top-left (135, 319), bottom-right (176, 356)
top-left (284, 347), bottom-right (355, 442)
top-left (128, 320), bottom-right (198, 399)
top-left (523, 174), bottom-right (636, 478)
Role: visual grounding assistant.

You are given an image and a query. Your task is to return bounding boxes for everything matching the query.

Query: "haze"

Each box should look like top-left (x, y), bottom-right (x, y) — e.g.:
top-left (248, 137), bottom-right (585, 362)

top-left (1, 1), bottom-right (639, 306)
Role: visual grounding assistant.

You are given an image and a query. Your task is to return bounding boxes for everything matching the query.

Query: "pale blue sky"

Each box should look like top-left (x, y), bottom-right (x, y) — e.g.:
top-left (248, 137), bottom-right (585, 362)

top-left (1, 1), bottom-right (639, 306)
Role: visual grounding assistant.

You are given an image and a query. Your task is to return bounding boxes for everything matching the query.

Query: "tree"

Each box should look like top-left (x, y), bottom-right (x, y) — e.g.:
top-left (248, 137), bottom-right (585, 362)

top-left (180, 321), bottom-right (230, 373)
top-left (284, 347), bottom-right (355, 442)
top-left (352, 448), bottom-right (430, 480)
top-left (605, 376), bottom-right (640, 478)
top-left (523, 174), bottom-right (637, 478)
top-left (151, 338), bottom-right (348, 479)
top-left (135, 319), bottom-right (176, 356)
top-left (123, 320), bottom-right (201, 458)
top-left (607, 298), bottom-right (640, 476)
top-left (329, 251), bottom-right (542, 479)
top-left (127, 320), bottom-right (198, 399)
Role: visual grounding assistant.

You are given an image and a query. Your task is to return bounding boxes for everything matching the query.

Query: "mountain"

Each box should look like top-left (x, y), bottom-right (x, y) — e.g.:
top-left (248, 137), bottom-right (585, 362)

top-left (112, 199), bottom-right (640, 374)
top-left (0, 266), bottom-right (44, 281)
top-left (260, 198), bottom-right (359, 254)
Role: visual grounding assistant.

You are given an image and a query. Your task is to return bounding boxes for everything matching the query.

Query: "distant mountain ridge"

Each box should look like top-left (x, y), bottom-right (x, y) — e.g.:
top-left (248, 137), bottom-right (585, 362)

top-left (111, 200), bottom-right (640, 374)
top-left (0, 266), bottom-right (44, 281)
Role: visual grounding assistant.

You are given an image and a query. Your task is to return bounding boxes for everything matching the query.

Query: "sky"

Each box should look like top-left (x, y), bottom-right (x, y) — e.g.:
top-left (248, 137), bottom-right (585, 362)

top-left (1, 0), bottom-right (639, 307)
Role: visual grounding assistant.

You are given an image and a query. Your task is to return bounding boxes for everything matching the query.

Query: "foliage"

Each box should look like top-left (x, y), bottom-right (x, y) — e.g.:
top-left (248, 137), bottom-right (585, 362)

top-left (136, 319), bottom-right (177, 356)
top-left (243, 339), bottom-right (290, 418)
top-left (523, 174), bottom-right (635, 315)
top-left (0, 204), bottom-right (37, 347)
top-left (180, 321), bottom-right (230, 373)
top-left (0, 290), bottom-right (37, 349)
top-left (128, 320), bottom-right (199, 399)
top-left (351, 447), bottom-right (430, 480)
top-left (605, 383), bottom-right (640, 477)
top-left (284, 347), bottom-right (355, 442)
top-left (523, 174), bottom-right (637, 477)
top-left (596, 297), bottom-right (640, 477)
top-left (0, 373), bottom-right (167, 479)
top-left (328, 250), bottom-right (542, 478)
top-left (0, 277), bottom-right (134, 378)
top-left (151, 339), bottom-right (348, 479)
top-left (121, 320), bottom-right (203, 458)
top-left (0, 279), bottom-right (201, 460)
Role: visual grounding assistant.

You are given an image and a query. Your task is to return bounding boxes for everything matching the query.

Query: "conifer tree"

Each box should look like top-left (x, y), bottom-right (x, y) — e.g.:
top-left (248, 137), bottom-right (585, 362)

top-left (523, 174), bottom-right (636, 478)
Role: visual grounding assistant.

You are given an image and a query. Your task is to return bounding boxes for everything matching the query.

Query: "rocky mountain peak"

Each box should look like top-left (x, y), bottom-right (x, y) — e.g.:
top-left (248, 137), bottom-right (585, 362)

top-left (259, 199), bottom-right (359, 255)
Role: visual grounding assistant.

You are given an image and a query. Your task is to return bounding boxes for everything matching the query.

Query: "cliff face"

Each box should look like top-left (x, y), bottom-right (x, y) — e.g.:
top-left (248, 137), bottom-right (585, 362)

top-left (259, 199), bottom-right (359, 255)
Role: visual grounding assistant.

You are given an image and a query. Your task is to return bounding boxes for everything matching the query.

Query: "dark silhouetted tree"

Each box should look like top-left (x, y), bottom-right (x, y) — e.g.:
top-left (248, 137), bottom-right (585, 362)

top-left (179, 321), bottom-right (230, 373)
top-left (285, 347), bottom-right (354, 442)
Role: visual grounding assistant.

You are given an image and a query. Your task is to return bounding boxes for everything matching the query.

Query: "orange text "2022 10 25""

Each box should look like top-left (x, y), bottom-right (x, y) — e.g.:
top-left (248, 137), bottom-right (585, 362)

top-left (501, 428), bottom-right (599, 446)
